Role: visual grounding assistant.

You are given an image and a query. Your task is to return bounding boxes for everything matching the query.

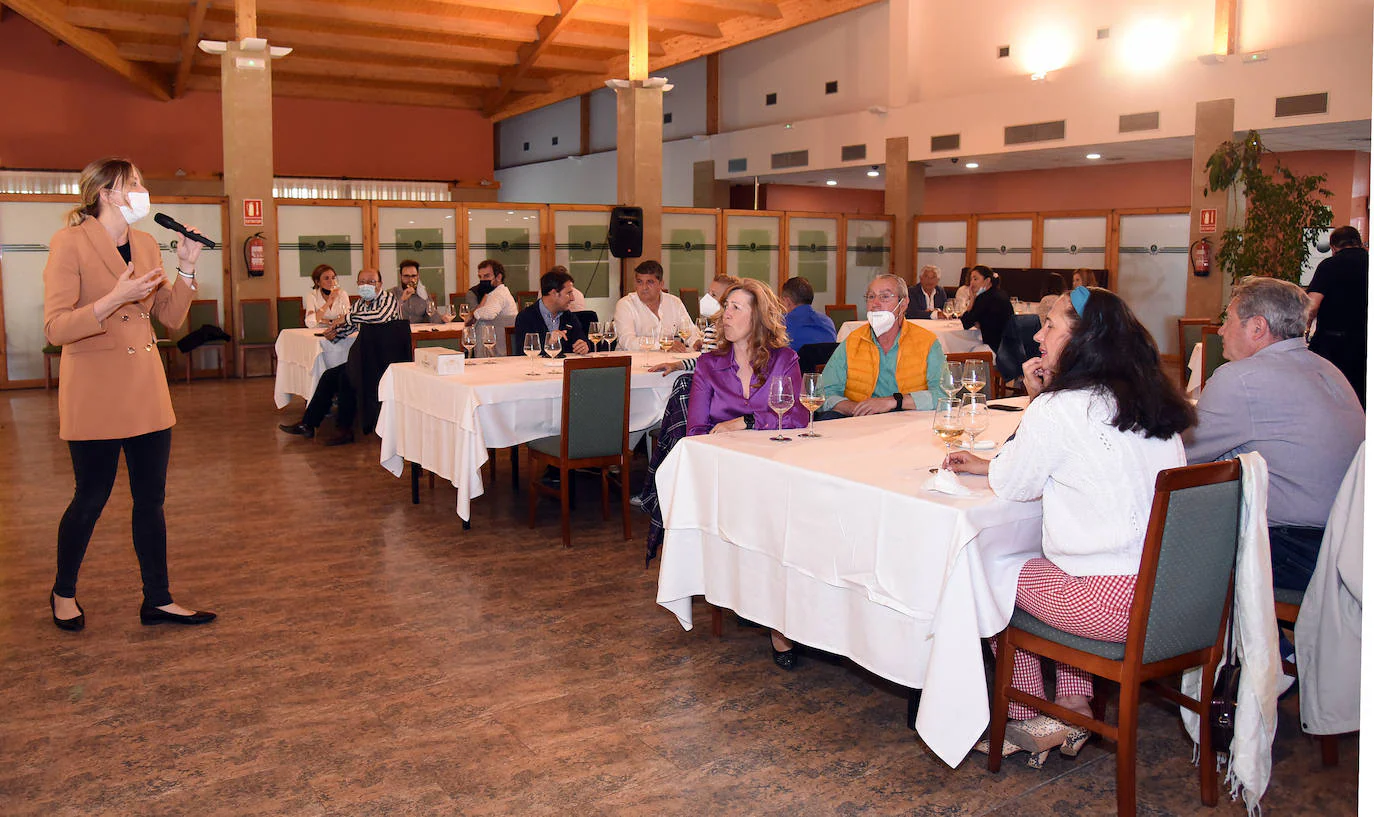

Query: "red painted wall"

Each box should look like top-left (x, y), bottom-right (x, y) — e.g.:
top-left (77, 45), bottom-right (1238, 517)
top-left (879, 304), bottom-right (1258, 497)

top-left (764, 184), bottom-right (885, 214)
top-left (0, 15), bottom-right (493, 182)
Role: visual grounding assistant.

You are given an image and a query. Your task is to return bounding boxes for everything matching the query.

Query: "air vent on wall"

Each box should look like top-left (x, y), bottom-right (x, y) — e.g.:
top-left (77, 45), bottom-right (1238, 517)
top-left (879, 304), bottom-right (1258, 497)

top-left (1275, 93), bottom-right (1328, 118)
top-left (841, 144), bottom-right (867, 161)
top-left (931, 133), bottom-right (961, 152)
top-left (1119, 112), bottom-right (1160, 133)
top-left (727, 157), bottom-right (748, 173)
top-left (1005, 120), bottom-right (1066, 145)
top-left (771, 150), bottom-right (809, 170)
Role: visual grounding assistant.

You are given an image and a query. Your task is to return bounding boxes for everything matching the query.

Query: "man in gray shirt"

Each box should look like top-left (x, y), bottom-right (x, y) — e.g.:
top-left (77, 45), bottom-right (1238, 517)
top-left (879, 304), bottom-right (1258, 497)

top-left (1184, 277), bottom-right (1364, 592)
top-left (389, 259), bottom-right (440, 324)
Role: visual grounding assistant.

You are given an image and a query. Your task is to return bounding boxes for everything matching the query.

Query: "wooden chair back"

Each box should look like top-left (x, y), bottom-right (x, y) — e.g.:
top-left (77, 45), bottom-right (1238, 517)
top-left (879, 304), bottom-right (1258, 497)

top-left (679, 288), bottom-right (701, 322)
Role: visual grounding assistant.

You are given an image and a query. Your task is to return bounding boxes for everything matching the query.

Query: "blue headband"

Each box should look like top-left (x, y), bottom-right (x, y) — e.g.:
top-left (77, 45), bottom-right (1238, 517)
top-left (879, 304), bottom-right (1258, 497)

top-left (1069, 286), bottom-right (1090, 316)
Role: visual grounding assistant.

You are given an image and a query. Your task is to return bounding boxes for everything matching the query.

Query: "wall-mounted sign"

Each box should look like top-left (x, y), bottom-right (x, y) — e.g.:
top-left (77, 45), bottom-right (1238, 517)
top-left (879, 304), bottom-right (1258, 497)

top-left (1199, 208), bottom-right (1217, 234)
top-left (243, 198), bottom-right (264, 226)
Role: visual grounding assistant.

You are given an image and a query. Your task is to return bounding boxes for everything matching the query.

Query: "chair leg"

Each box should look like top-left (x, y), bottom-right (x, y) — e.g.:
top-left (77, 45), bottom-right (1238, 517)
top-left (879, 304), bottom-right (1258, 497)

top-left (559, 465), bottom-right (571, 548)
top-left (1115, 677), bottom-right (1141, 817)
top-left (600, 469), bottom-right (611, 520)
top-left (527, 456), bottom-right (539, 528)
top-left (44, 355), bottom-right (53, 391)
top-left (1321, 735), bottom-right (1340, 767)
top-left (710, 606), bottom-right (723, 637)
top-left (620, 456), bottom-right (632, 540)
top-left (185, 351), bottom-right (193, 385)
top-left (511, 446), bottom-right (520, 490)
top-left (1198, 663), bottom-right (1218, 807)
top-left (906, 688), bottom-right (921, 730)
top-left (987, 630), bottom-right (1015, 772)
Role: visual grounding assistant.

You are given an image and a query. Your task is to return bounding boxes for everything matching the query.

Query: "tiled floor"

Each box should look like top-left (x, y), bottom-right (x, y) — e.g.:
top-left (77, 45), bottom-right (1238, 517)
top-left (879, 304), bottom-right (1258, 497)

top-left (0, 379), bottom-right (1356, 815)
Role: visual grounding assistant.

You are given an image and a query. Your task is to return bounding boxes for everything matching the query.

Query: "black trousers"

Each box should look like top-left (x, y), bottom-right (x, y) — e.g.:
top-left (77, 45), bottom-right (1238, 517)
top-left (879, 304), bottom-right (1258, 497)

top-left (55, 428), bottom-right (174, 606)
top-left (302, 364), bottom-right (356, 430)
top-left (1269, 524), bottom-right (1325, 593)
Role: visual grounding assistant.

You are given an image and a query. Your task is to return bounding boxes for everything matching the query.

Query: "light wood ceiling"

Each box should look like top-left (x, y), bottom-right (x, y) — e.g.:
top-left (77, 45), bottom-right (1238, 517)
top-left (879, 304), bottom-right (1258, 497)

top-left (8, 0), bottom-right (883, 121)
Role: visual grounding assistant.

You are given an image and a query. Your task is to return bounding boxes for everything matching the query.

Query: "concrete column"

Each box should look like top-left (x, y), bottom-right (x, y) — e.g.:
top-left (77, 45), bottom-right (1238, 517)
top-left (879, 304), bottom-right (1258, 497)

top-left (616, 84), bottom-right (663, 295)
top-left (885, 137), bottom-right (925, 283)
top-left (1186, 99), bottom-right (1235, 319)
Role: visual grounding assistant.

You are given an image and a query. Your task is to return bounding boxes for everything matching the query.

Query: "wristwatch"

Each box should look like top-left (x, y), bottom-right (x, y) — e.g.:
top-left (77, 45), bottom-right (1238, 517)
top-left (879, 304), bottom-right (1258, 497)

top-left (742, 414), bottom-right (756, 429)
top-left (892, 392), bottom-right (904, 411)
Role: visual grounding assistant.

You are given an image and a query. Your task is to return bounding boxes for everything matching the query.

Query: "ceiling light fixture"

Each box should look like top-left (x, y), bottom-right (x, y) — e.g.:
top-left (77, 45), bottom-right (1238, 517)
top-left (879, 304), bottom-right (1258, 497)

top-left (825, 179), bottom-right (838, 186)
top-left (1086, 153), bottom-right (1102, 160)
top-left (866, 166), bottom-right (880, 177)
top-left (964, 162), bottom-right (980, 169)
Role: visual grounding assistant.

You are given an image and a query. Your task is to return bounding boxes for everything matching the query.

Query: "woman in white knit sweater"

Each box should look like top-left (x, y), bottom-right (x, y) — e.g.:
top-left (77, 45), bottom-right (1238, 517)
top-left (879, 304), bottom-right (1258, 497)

top-left (946, 286), bottom-right (1196, 766)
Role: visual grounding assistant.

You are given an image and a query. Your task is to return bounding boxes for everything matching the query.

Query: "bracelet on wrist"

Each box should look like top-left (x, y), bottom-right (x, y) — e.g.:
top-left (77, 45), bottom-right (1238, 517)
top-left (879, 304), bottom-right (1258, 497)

top-left (177, 267), bottom-right (196, 279)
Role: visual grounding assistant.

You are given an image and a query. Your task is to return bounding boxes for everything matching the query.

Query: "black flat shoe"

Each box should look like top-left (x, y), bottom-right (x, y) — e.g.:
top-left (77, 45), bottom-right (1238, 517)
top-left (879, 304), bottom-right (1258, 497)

top-left (772, 646), bottom-right (798, 671)
top-left (139, 604), bottom-right (217, 626)
top-left (279, 421), bottom-right (314, 439)
top-left (50, 593), bottom-right (85, 632)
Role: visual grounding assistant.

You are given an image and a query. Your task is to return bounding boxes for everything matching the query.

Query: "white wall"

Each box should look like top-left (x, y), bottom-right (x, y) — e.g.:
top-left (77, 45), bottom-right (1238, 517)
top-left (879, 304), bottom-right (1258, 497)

top-left (498, 97), bottom-right (581, 166)
top-left (495, 138), bottom-right (711, 206)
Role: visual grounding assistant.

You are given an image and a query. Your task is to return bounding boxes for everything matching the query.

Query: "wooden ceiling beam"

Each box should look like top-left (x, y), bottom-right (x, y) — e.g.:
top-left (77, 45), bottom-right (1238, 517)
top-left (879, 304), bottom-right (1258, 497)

top-left (173, 0), bottom-right (210, 98)
top-left (422, 0), bottom-right (560, 14)
top-left (483, 0), bottom-right (583, 116)
top-left (572, 5), bottom-right (723, 39)
top-left (554, 27), bottom-right (665, 54)
top-left (185, 73), bottom-right (485, 109)
top-left (279, 56), bottom-right (545, 92)
top-left (119, 41), bottom-right (183, 63)
top-left (537, 52), bottom-right (606, 73)
top-left (256, 28), bottom-right (519, 67)
top-left (677, 0), bottom-right (782, 17)
top-left (262, 0), bottom-right (537, 42)
top-left (492, 0), bottom-right (883, 121)
top-left (66, 5), bottom-right (188, 37)
top-left (11, 0), bottom-right (171, 100)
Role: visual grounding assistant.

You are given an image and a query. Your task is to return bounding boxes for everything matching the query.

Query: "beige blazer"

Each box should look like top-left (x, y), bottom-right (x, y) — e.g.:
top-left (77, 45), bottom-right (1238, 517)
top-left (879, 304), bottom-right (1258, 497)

top-left (44, 217), bottom-right (193, 441)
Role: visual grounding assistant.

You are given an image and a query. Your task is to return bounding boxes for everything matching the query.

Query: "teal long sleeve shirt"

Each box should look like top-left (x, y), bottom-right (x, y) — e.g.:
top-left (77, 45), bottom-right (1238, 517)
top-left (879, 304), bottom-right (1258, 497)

top-left (819, 327), bottom-right (947, 412)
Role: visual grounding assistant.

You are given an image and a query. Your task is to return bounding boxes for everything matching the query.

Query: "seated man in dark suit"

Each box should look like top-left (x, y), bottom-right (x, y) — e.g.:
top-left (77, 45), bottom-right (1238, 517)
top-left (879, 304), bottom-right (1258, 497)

top-left (906, 264), bottom-right (949, 318)
top-left (512, 267), bottom-right (591, 356)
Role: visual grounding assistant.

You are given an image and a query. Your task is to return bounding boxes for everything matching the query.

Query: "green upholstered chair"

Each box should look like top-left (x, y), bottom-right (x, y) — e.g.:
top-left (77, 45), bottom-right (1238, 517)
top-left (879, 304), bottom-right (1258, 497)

top-left (1201, 325), bottom-right (1225, 388)
top-left (987, 460), bottom-right (1243, 817)
top-left (184, 299), bottom-right (229, 382)
top-left (679, 288), bottom-right (700, 322)
top-left (526, 355), bottom-right (632, 548)
top-left (277, 296), bottom-right (305, 331)
top-left (1177, 317), bottom-right (1213, 389)
top-left (43, 343), bottom-right (61, 390)
top-left (825, 303), bottom-right (858, 327)
top-left (239, 298), bottom-right (276, 378)
top-left (414, 337), bottom-right (466, 352)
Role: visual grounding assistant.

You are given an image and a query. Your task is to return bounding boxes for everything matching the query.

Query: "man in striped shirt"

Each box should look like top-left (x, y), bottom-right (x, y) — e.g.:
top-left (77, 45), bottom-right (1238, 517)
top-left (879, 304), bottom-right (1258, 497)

top-left (280, 268), bottom-right (398, 445)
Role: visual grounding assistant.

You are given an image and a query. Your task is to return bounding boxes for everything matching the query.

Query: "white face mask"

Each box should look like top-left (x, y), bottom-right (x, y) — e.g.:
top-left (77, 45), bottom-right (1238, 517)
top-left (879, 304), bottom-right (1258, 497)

top-left (867, 309), bottom-right (897, 335)
top-left (699, 293), bottom-right (722, 318)
top-left (118, 191), bottom-right (151, 225)
top-left (357, 284), bottom-right (378, 301)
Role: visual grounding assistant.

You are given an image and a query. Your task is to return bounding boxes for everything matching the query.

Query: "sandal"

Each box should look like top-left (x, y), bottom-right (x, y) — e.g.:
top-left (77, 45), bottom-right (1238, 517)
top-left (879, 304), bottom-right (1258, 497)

top-left (1003, 716), bottom-right (1072, 768)
top-left (974, 733), bottom-right (1052, 769)
top-left (1059, 726), bottom-right (1092, 758)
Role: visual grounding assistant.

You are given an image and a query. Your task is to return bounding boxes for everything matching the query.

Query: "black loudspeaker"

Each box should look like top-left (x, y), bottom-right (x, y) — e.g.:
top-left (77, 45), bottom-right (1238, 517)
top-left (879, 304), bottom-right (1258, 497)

top-left (608, 206), bottom-right (644, 258)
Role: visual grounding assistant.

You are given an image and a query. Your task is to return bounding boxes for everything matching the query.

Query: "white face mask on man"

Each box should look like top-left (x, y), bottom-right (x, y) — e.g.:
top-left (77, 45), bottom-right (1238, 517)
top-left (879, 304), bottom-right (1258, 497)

top-left (867, 309), bottom-right (897, 335)
top-left (118, 191), bottom-right (151, 225)
top-left (699, 292), bottom-right (722, 318)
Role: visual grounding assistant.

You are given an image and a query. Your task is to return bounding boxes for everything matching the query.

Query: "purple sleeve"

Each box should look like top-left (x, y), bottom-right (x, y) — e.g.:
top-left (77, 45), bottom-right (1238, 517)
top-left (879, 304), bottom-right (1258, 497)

top-left (752, 348), bottom-right (809, 431)
top-left (685, 357), bottom-right (716, 437)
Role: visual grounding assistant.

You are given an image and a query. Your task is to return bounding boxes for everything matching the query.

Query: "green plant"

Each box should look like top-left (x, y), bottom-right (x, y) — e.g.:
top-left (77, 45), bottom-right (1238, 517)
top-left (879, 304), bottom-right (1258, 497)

top-left (1204, 130), bottom-right (1333, 285)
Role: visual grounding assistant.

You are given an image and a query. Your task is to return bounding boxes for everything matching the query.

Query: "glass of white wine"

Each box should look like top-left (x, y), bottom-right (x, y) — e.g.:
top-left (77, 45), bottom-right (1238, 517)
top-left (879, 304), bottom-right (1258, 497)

top-left (481, 324), bottom-right (497, 361)
top-left (677, 320), bottom-right (693, 348)
top-left (961, 393), bottom-right (990, 450)
top-left (658, 328), bottom-right (676, 353)
top-left (940, 361), bottom-right (963, 402)
top-left (962, 359), bottom-right (988, 396)
top-left (799, 372), bottom-right (824, 438)
top-left (768, 376), bottom-right (795, 442)
top-left (932, 397), bottom-right (964, 457)
top-left (524, 334), bottom-right (542, 376)
top-left (441, 304), bottom-right (455, 323)
top-left (586, 321), bottom-right (602, 354)
top-left (458, 302), bottom-right (472, 323)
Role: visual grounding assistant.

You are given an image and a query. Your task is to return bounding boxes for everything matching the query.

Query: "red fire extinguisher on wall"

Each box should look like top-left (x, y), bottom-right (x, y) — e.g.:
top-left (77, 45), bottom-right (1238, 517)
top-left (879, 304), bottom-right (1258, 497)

top-left (1190, 237), bottom-right (1213, 276)
top-left (244, 232), bottom-right (266, 278)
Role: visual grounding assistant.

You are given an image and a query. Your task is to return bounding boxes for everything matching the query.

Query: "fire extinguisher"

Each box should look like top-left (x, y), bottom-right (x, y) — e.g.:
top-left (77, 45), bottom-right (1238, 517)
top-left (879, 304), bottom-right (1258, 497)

top-left (1190, 237), bottom-right (1213, 276)
top-left (244, 232), bottom-right (266, 278)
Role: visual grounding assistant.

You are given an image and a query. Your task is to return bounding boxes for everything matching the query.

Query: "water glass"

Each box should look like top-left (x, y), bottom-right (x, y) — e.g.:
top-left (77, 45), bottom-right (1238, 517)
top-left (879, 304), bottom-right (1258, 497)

top-left (544, 330), bottom-right (562, 359)
top-left (524, 334), bottom-right (542, 376)
top-left (461, 327), bottom-right (476, 357)
top-left (481, 324), bottom-right (497, 361)
top-left (961, 393), bottom-right (990, 449)
top-left (768, 376), bottom-right (795, 442)
top-left (602, 320), bottom-right (617, 350)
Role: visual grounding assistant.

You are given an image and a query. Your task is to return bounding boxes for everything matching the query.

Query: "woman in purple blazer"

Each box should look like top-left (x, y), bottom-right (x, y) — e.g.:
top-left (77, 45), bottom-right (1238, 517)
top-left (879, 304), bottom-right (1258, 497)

top-left (686, 278), bottom-right (809, 437)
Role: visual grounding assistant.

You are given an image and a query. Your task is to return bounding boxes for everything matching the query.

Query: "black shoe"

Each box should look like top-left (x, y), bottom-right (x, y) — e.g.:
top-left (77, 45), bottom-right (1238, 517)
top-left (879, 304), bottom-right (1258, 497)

top-left (323, 430), bottom-right (355, 446)
top-left (140, 604), bottom-right (217, 626)
top-left (772, 646), bottom-right (798, 671)
top-left (279, 421), bottom-right (314, 439)
top-left (50, 593), bottom-right (85, 632)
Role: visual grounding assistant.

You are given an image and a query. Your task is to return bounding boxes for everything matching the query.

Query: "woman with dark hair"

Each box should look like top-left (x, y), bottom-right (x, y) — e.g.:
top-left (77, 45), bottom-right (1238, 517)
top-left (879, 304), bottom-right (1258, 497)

top-left (960, 265), bottom-right (1015, 362)
top-left (305, 263), bottom-right (349, 328)
top-left (946, 287), bottom-right (1194, 766)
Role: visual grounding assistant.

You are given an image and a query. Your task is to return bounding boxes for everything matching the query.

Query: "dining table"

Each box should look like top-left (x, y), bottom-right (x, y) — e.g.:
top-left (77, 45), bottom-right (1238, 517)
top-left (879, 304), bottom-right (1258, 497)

top-left (376, 351), bottom-right (693, 522)
top-left (836, 318), bottom-right (990, 354)
top-left (654, 399), bottom-right (1043, 768)
top-left (273, 322), bottom-right (468, 409)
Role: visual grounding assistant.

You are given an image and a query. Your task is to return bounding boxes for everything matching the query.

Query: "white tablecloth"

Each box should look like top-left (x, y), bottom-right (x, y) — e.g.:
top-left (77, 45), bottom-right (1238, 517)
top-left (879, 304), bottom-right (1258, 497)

top-left (655, 403), bottom-right (1043, 768)
top-left (837, 319), bottom-right (989, 354)
top-left (377, 353), bottom-right (690, 520)
top-left (273, 328), bottom-right (356, 409)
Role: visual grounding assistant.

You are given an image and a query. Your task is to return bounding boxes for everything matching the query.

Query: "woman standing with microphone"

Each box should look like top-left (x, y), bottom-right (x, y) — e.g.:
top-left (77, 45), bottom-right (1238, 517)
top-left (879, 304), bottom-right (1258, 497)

top-left (43, 158), bottom-right (216, 631)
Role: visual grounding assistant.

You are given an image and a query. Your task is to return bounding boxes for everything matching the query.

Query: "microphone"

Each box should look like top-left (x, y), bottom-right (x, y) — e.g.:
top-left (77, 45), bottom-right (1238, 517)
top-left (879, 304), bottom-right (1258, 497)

top-left (153, 213), bottom-right (217, 249)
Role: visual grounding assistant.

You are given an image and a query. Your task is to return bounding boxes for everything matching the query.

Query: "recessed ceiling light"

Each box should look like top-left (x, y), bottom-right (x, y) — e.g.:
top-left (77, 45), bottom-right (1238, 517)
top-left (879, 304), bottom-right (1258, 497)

top-left (866, 166), bottom-right (880, 177)
top-left (964, 162), bottom-right (980, 169)
top-left (825, 179), bottom-right (838, 186)
top-left (1086, 153), bottom-right (1102, 160)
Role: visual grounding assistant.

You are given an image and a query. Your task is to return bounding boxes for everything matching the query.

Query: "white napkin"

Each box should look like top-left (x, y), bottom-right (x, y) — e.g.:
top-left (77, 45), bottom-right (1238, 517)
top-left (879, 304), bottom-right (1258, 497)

top-left (922, 468), bottom-right (973, 496)
top-left (958, 439), bottom-right (996, 451)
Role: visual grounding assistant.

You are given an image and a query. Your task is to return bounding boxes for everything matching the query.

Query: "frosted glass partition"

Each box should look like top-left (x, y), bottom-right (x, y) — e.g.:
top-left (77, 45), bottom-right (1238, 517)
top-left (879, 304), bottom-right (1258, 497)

top-left (551, 207), bottom-right (614, 323)
top-left (1117, 213), bottom-right (1190, 355)
top-left (975, 219), bottom-right (1032, 268)
top-left (844, 219), bottom-right (892, 318)
top-left (724, 214), bottom-right (780, 288)
top-left (787, 217), bottom-right (840, 309)
top-left (467, 207), bottom-right (542, 295)
top-left (277, 204), bottom-right (365, 300)
top-left (150, 202), bottom-right (227, 372)
top-left (916, 220), bottom-right (969, 288)
top-left (662, 211), bottom-right (718, 298)
top-left (1042, 216), bottom-right (1107, 271)
top-left (0, 201), bottom-right (72, 381)
top-left (377, 206), bottom-right (458, 304)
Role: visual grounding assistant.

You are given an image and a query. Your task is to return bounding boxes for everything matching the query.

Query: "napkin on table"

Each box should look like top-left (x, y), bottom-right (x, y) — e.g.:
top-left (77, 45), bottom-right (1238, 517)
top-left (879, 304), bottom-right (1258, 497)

top-left (922, 468), bottom-right (973, 496)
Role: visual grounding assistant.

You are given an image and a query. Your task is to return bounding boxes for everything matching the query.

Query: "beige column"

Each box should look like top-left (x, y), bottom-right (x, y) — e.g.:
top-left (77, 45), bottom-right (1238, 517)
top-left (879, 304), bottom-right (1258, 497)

top-left (885, 137), bottom-right (925, 282)
top-left (616, 84), bottom-right (664, 294)
top-left (1186, 99), bottom-right (1235, 320)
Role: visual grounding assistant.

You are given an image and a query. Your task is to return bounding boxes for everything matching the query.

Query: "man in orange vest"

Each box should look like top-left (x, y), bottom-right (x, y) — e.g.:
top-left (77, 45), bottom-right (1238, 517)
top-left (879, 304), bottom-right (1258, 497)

top-left (817, 274), bottom-right (948, 417)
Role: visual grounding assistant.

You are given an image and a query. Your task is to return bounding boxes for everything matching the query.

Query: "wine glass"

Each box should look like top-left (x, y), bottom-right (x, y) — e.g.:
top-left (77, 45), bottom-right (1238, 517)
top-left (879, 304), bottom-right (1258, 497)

top-left (458, 302), bottom-right (472, 323)
top-left (799, 372), bottom-right (824, 438)
top-left (638, 335), bottom-right (655, 355)
top-left (461, 326), bottom-right (477, 358)
top-left (587, 321), bottom-right (602, 353)
top-left (481, 324), bottom-right (497, 361)
top-left (932, 397), bottom-right (964, 457)
top-left (961, 393), bottom-right (990, 450)
top-left (426, 295), bottom-right (436, 317)
top-left (544, 330), bottom-right (562, 360)
top-left (658, 328), bottom-right (676, 353)
top-left (676, 320), bottom-right (694, 348)
top-left (523, 334), bottom-right (542, 376)
top-left (940, 361), bottom-right (963, 402)
top-left (441, 304), bottom-right (455, 323)
top-left (767, 376), bottom-right (795, 442)
top-left (962, 359), bottom-right (988, 395)
top-left (602, 320), bottom-right (617, 350)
